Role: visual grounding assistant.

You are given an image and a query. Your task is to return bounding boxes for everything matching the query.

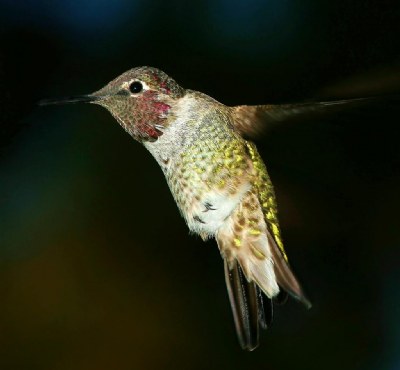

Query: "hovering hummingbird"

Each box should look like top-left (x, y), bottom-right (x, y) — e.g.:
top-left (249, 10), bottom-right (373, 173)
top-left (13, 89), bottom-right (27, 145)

top-left (41, 66), bottom-right (372, 350)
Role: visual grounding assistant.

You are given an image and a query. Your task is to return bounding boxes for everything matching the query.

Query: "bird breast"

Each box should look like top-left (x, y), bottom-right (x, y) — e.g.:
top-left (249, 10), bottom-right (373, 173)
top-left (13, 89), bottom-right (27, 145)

top-left (146, 98), bottom-right (253, 237)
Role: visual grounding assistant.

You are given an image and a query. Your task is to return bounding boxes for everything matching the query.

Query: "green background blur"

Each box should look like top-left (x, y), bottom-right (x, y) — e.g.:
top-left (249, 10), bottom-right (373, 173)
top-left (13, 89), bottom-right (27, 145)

top-left (1, 1), bottom-right (400, 369)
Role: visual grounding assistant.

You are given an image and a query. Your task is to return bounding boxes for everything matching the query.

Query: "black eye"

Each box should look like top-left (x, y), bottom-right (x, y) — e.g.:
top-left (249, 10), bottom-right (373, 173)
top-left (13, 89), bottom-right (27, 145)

top-left (129, 81), bottom-right (143, 94)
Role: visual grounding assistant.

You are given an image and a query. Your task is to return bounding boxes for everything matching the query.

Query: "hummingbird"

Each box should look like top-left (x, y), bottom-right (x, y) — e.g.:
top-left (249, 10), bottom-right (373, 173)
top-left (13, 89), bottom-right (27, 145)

top-left (40, 66), bottom-right (372, 350)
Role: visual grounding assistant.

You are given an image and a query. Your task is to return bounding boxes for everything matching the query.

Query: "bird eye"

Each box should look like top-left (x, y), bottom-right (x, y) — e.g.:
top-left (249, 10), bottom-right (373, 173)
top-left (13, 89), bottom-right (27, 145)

top-left (129, 81), bottom-right (143, 94)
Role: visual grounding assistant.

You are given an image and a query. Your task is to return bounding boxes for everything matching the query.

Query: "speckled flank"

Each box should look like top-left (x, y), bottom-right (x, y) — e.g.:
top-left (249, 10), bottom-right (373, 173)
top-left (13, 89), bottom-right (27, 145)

top-left (217, 190), bottom-right (279, 297)
top-left (244, 142), bottom-right (288, 261)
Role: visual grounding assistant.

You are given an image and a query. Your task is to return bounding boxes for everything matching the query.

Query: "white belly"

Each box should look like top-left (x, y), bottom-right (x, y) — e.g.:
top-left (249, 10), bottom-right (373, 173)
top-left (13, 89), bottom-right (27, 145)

top-left (180, 181), bottom-right (251, 238)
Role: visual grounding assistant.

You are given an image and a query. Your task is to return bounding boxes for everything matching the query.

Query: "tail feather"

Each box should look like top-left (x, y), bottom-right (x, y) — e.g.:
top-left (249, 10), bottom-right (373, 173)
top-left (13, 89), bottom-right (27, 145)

top-left (257, 286), bottom-right (273, 329)
top-left (224, 260), bottom-right (272, 351)
top-left (268, 233), bottom-right (312, 308)
top-left (218, 189), bottom-right (310, 349)
top-left (274, 290), bottom-right (289, 306)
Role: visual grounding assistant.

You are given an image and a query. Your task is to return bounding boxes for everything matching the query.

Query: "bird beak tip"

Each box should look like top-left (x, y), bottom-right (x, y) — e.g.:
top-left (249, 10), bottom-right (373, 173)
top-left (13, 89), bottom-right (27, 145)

top-left (38, 95), bottom-right (100, 107)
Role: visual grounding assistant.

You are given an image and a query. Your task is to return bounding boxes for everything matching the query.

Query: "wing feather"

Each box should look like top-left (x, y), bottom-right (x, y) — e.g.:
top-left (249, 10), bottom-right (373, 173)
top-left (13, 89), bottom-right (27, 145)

top-left (231, 96), bottom-right (390, 139)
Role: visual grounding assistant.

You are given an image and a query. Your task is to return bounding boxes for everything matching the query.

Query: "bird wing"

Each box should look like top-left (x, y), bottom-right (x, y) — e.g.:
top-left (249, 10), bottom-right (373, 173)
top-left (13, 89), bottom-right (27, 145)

top-left (230, 96), bottom-right (382, 139)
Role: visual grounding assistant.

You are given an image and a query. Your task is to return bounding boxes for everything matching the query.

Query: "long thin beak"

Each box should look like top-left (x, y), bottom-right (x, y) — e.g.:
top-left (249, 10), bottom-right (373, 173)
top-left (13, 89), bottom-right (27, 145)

top-left (38, 94), bottom-right (101, 106)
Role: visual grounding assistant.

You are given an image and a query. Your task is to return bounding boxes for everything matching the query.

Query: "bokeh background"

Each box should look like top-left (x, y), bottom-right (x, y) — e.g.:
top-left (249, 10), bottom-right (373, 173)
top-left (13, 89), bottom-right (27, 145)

top-left (1, 1), bottom-right (400, 369)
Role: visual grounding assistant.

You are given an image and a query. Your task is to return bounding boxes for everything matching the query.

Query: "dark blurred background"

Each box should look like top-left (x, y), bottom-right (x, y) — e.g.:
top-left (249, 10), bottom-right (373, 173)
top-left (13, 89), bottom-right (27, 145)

top-left (1, 1), bottom-right (400, 369)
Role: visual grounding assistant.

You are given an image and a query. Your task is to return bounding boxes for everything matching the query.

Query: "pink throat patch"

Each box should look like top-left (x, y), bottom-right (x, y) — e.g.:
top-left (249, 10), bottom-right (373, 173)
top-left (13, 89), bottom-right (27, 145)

top-left (153, 101), bottom-right (171, 115)
top-left (133, 91), bottom-right (171, 141)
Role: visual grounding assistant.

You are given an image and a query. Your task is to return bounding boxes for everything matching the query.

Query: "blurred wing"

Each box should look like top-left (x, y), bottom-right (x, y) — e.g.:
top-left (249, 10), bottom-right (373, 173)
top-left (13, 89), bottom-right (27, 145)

top-left (230, 96), bottom-right (391, 139)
